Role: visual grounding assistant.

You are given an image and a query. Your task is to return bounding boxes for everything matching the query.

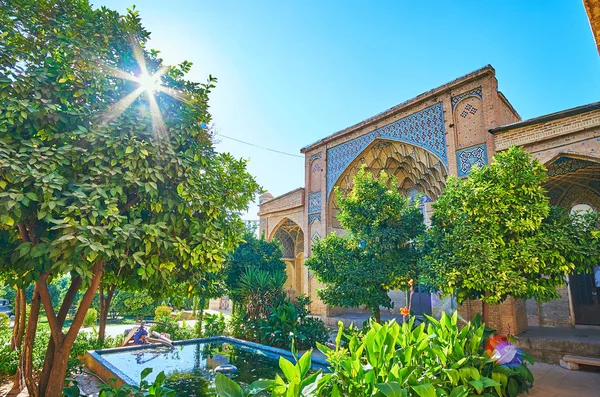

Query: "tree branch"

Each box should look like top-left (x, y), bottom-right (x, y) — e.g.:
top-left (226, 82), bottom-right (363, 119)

top-left (37, 274), bottom-right (62, 344)
top-left (66, 261), bottom-right (104, 343)
top-left (120, 194), bottom-right (140, 214)
top-left (57, 276), bottom-right (82, 326)
top-left (17, 224), bottom-right (30, 242)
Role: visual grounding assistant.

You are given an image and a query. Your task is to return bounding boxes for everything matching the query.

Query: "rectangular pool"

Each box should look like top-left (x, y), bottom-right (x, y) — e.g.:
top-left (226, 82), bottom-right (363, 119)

top-left (86, 336), bottom-right (329, 396)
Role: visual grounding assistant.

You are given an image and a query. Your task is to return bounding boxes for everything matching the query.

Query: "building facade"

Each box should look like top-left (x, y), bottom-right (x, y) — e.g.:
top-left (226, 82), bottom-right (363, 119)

top-left (258, 65), bottom-right (600, 333)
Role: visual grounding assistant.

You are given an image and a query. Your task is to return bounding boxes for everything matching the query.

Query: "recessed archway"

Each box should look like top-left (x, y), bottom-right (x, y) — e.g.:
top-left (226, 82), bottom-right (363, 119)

top-left (544, 154), bottom-right (600, 326)
top-left (271, 218), bottom-right (305, 301)
top-left (328, 139), bottom-right (447, 229)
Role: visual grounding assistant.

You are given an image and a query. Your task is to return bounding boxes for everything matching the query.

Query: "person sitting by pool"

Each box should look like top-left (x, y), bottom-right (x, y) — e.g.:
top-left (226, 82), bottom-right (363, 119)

top-left (133, 323), bottom-right (148, 345)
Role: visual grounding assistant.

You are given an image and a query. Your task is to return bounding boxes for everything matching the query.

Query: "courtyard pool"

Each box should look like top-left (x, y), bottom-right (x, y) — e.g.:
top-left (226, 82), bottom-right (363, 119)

top-left (86, 336), bottom-right (329, 396)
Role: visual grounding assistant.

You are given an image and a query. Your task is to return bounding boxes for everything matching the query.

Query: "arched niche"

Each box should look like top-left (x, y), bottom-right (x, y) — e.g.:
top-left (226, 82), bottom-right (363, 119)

top-left (327, 139), bottom-right (447, 229)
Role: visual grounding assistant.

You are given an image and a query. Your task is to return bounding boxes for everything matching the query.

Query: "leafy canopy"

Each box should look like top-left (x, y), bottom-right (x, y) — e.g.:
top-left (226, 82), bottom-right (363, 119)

top-left (307, 168), bottom-right (425, 313)
top-left (223, 230), bottom-right (286, 303)
top-left (0, 2), bottom-right (260, 293)
top-left (424, 146), bottom-right (600, 304)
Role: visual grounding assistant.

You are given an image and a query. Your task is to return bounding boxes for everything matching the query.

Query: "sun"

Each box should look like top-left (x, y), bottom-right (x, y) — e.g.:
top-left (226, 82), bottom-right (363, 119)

top-left (138, 72), bottom-right (161, 93)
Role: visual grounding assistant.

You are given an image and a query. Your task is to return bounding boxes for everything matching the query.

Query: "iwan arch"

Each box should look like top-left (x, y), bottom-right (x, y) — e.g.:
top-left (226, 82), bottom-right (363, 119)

top-left (258, 65), bottom-right (600, 334)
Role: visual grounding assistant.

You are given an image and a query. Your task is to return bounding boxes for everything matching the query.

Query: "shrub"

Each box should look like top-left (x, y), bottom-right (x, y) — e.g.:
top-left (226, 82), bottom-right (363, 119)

top-left (319, 312), bottom-right (533, 397)
top-left (202, 313), bottom-right (228, 337)
top-left (151, 314), bottom-right (194, 341)
top-left (83, 308), bottom-right (98, 328)
top-left (217, 312), bottom-right (534, 397)
top-left (0, 312), bottom-right (10, 328)
top-left (154, 305), bottom-right (173, 320)
top-left (0, 318), bottom-right (18, 375)
top-left (231, 294), bottom-right (329, 351)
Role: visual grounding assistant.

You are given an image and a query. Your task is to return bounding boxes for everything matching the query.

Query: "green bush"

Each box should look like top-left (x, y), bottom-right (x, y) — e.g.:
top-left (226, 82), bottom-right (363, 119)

top-left (151, 314), bottom-right (194, 341)
top-left (83, 308), bottom-right (98, 328)
top-left (0, 312), bottom-right (10, 328)
top-left (154, 305), bottom-right (173, 320)
top-left (0, 317), bottom-right (18, 375)
top-left (319, 312), bottom-right (533, 397)
top-left (202, 313), bottom-right (228, 337)
top-left (231, 294), bottom-right (329, 351)
top-left (217, 312), bottom-right (534, 397)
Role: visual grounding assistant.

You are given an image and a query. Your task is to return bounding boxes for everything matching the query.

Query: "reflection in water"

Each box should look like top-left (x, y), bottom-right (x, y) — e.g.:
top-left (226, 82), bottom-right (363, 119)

top-left (100, 342), bottom-right (281, 397)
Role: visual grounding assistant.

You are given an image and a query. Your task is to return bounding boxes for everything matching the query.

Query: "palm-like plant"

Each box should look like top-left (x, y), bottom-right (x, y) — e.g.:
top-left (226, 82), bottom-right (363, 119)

top-left (235, 267), bottom-right (286, 320)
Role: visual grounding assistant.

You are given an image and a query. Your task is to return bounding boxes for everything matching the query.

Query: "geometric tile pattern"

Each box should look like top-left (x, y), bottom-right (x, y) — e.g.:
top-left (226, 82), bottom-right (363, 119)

top-left (309, 152), bottom-right (322, 163)
top-left (546, 157), bottom-right (596, 177)
top-left (308, 192), bottom-right (322, 214)
top-left (326, 102), bottom-right (447, 197)
top-left (311, 231), bottom-right (321, 245)
top-left (456, 143), bottom-right (488, 177)
top-left (308, 213), bottom-right (321, 226)
top-left (451, 86), bottom-right (482, 109)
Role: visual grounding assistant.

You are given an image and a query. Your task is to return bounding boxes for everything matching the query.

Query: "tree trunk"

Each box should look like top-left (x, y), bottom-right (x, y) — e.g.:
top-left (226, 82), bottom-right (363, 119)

top-left (10, 285), bottom-right (41, 397)
top-left (196, 297), bottom-right (205, 337)
top-left (10, 288), bottom-right (26, 350)
top-left (98, 284), bottom-right (115, 342)
top-left (482, 300), bottom-right (490, 327)
top-left (372, 307), bottom-right (381, 323)
top-left (37, 262), bottom-right (103, 397)
top-left (38, 276), bottom-right (82, 394)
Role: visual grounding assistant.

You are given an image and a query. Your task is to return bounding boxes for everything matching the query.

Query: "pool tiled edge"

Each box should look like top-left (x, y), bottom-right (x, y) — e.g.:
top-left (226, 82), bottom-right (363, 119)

top-left (84, 335), bottom-right (330, 386)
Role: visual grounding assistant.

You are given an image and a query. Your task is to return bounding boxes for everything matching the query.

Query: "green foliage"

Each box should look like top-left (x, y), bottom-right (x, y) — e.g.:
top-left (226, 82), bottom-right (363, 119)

top-left (83, 308), bottom-right (98, 327)
top-left (235, 267), bottom-right (286, 320)
top-left (0, 312), bottom-right (9, 327)
top-left (231, 294), bottom-right (329, 351)
top-left (424, 147), bottom-right (600, 304)
top-left (155, 305), bottom-right (173, 320)
top-left (65, 368), bottom-right (175, 397)
top-left (1, 0), bottom-right (259, 390)
top-left (224, 231), bottom-right (286, 304)
top-left (219, 312), bottom-right (533, 397)
top-left (307, 168), bottom-right (425, 317)
top-left (202, 312), bottom-right (228, 337)
top-left (0, 317), bottom-right (19, 375)
top-left (215, 351), bottom-right (332, 397)
top-left (151, 314), bottom-right (195, 341)
top-left (110, 289), bottom-right (155, 319)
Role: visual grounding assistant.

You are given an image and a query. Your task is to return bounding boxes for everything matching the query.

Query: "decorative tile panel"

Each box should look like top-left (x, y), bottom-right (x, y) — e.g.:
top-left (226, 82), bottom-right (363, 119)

top-left (309, 152), bottom-right (322, 163)
top-left (457, 144), bottom-right (488, 177)
top-left (311, 231), bottom-right (321, 245)
top-left (326, 102), bottom-right (447, 197)
top-left (308, 192), bottom-right (322, 214)
top-left (308, 213), bottom-right (321, 226)
top-left (546, 157), bottom-right (595, 177)
top-left (451, 87), bottom-right (482, 109)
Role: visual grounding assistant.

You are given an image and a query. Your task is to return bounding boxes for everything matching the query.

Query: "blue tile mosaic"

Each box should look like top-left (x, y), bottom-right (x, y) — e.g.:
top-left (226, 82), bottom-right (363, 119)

top-left (309, 152), bottom-right (322, 163)
top-left (451, 87), bottom-right (482, 109)
top-left (308, 192), bottom-right (322, 214)
top-left (308, 213), bottom-right (321, 226)
top-left (326, 102), bottom-right (447, 198)
top-left (456, 144), bottom-right (488, 177)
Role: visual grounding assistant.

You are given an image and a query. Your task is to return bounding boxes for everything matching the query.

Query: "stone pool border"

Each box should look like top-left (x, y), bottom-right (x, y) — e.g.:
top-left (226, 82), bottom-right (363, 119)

top-left (84, 335), bottom-right (331, 387)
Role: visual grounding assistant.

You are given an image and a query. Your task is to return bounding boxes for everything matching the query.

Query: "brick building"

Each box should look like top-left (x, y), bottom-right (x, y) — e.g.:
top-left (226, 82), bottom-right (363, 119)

top-left (258, 65), bottom-right (600, 334)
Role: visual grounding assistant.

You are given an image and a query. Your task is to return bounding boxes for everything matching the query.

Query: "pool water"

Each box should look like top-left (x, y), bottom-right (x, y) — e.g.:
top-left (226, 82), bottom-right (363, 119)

top-left (96, 340), bottom-right (295, 396)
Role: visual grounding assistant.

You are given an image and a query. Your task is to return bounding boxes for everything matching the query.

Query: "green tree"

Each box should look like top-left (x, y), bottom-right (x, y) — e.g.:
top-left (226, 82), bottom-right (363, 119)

top-left (306, 168), bottom-right (425, 322)
top-left (223, 230), bottom-right (286, 307)
top-left (424, 146), bottom-right (600, 322)
top-left (0, 1), bottom-right (259, 395)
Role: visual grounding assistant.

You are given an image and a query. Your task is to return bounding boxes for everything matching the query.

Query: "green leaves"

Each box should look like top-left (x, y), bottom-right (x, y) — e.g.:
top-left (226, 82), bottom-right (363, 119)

top-left (215, 373), bottom-right (245, 397)
top-left (423, 146), bottom-right (600, 305)
top-left (307, 167), bottom-right (424, 318)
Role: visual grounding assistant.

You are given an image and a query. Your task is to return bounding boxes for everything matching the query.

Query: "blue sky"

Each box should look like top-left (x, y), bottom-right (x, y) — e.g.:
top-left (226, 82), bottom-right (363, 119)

top-left (96, 1), bottom-right (600, 219)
